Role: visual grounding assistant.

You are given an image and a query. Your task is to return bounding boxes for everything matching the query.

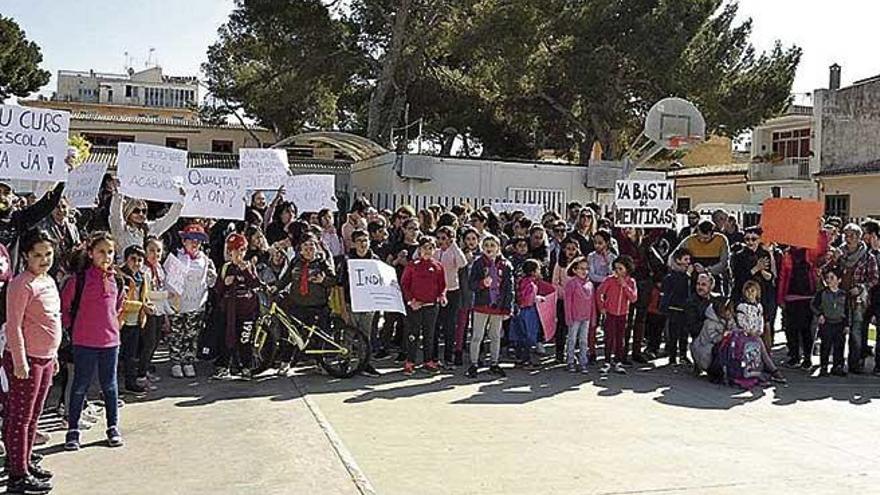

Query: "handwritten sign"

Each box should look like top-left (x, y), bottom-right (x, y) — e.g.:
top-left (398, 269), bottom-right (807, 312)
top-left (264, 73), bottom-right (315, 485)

top-left (760, 198), bottom-right (823, 249)
top-left (614, 179), bottom-right (675, 228)
top-left (181, 168), bottom-right (245, 220)
top-left (239, 148), bottom-right (290, 191)
top-left (491, 202), bottom-right (545, 221)
top-left (287, 174), bottom-right (337, 212)
top-left (65, 162), bottom-right (108, 207)
top-left (117, 142), bottom-right (185, 203)
top-left (0, 104), bottom-right (70, 182)
top-left (347, 259), bottom-right (406, 314)
top-left (163, 252), bottom-right (187, 295)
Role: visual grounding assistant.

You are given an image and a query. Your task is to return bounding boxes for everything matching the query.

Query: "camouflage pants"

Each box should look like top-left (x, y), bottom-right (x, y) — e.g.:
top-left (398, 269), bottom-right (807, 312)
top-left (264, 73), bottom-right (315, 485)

top-left (169, 312), bottom-right (204, 365)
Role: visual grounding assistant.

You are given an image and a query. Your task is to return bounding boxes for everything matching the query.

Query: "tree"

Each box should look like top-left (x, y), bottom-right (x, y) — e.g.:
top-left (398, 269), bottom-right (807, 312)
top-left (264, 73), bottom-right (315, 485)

top-left (0, 15), bottom-right (51, 100)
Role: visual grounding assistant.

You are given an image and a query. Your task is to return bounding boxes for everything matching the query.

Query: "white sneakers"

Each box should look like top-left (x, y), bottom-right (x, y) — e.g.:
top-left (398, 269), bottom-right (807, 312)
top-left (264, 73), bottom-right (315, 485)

top-left (183, 364), bottom-right (196, 378)
top-left (171, 364), bottom-right (184, 378)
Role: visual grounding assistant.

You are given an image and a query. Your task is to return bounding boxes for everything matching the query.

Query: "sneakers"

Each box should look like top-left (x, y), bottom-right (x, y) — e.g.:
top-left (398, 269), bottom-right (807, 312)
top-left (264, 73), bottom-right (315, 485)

top-left (632, 354), bottom-right (648, 364)
top-left (770, 370), bottom-right (787, 384)
top-left (6, 474), bottom-right (52, 494)
top-left (579, 365), bottom-right (589, 374)
top-left (33, 430), bottom-right (50, 446)
top-left (465, 364), bottom-right (478, 378)
top-left (619, 358), bottom-right (633, 367)
top-left (424, 361), bottom-right (441, 374)
top-left (171, 364), bottom-right (184, 378)
top-left (373, 349), bottom-right (390, 360)
top-left (107, 426), bottom-right (124, 448)
top-left (600, 363), bottom-right (612, 374)
top-left (360, 364), bottom-right (381, 377)
top-left (800, 359), bottom-right (813, 370)
top-left (614, 363), bottom-right (627, 375)
top-left (29, 463), bottom-right (53, 481)
top-left (831, 366), bottom-right (847, 377)
top-left (402, 361), bottom-right (415, 376)
top-left (277, 362), bottom-right (291, 376)
top-left (785, 357), bottom-right (800, 368)
top-left (534, 342), bottom-right (547, 356)
top-left (136, 377), bottom-right (158, 391)
top-left (488, 365), bottom-right (506, 377)
top-left (183, 364), bottom-right (196, 378)
top-left (64, 430), bottom-right (81, 451)
top-left (211, 367), bottom-right (230, 380)
top-left (147, 371), bottom-right (162, 383)
top-left (566, 364), bottom-right (577, 373)
top-left (125, 382), bottom-right (148, 395)
top-left (818, 367), bottom-right (830, 377)
top-left (240, 368), bottom-right (253, 381)
top-left (394, 352), bottom-right (407, 363)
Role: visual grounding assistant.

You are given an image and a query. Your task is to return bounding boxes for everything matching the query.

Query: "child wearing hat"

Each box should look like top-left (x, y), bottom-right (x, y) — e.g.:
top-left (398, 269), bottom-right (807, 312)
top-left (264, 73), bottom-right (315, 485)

top-left (167, 223), bottom-right (217, 379)
top-left (213, 233), bottom-right (261, 380)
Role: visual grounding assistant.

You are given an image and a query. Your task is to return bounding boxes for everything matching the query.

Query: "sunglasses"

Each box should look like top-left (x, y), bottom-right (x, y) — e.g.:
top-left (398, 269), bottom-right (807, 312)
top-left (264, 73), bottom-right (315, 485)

top-left (131, 208), bottom-right (147, 215)
top-left (745, 236), bottom-right (760, 242)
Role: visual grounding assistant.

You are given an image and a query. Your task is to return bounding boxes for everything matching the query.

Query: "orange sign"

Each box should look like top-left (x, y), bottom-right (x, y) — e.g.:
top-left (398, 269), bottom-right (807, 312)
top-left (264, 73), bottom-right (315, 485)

top-left (760, 199), bottom-right (823, 249)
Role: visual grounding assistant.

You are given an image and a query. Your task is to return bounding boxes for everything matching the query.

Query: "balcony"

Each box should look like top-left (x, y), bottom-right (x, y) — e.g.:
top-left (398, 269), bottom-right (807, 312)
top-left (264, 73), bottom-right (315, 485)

top-left (748, 158), bottom-right (812, 182)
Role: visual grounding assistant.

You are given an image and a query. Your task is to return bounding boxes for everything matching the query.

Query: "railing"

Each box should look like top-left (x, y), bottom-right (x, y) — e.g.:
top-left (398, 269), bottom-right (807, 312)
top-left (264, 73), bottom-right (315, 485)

top-left (748, 160), bottom-right (812, 182)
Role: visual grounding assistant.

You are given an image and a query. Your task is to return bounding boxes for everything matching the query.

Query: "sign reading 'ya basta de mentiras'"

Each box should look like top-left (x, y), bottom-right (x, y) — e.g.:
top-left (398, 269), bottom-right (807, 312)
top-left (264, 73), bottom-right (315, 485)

top-left (613, 179), bottom-right (675, 228)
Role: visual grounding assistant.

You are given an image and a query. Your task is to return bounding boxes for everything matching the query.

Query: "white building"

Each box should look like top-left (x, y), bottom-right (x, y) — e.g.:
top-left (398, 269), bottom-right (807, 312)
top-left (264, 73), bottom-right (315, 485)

top-left (54, 66), bottom-right (198, 112)
top-left (747, 103), bottom-right (817, 203)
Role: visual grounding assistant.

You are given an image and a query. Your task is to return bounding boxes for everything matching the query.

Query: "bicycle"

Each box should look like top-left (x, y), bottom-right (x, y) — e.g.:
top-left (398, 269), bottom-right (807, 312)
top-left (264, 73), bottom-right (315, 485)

top-left (251, 291), bottom-right (370, 379)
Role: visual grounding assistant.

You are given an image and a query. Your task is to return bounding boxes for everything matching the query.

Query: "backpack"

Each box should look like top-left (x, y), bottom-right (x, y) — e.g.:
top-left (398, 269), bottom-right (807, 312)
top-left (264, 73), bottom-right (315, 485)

top-left (59, 270), bottom-right (126, 360)
top-left (720, 331), bottom-right (764, 389)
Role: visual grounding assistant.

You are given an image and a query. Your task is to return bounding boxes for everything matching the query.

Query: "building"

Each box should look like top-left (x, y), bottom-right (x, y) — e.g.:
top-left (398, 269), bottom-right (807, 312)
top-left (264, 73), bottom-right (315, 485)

top-left (748, 103), bottom-right (816, 203)
top-left (814, 65), bottom-right (880, 220)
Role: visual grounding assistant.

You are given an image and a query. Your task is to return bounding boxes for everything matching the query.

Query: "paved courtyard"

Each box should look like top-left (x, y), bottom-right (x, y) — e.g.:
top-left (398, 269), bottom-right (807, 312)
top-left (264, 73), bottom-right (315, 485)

top-left (20, 346), bottom-right (880, 495)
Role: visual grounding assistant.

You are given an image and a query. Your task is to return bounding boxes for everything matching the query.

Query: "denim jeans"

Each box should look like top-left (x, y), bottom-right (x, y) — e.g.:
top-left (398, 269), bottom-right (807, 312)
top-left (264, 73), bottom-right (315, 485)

top-left (68, 345), bottom-right (119, 432)
top-left (567, 320), bottom-right (590, 367)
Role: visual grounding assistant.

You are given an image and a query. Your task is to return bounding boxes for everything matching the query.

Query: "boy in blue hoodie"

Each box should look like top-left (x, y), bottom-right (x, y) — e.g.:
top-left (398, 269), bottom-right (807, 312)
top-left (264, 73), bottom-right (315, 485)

top-left (660, 248), bottom-right (693, 365)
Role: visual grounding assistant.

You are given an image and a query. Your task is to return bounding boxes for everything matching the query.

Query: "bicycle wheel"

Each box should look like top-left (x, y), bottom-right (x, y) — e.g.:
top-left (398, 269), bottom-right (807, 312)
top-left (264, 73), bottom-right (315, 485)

top-left (318, 317), bottom-right (371, 379)
top-left (251, 314), bottom-right (279, 374)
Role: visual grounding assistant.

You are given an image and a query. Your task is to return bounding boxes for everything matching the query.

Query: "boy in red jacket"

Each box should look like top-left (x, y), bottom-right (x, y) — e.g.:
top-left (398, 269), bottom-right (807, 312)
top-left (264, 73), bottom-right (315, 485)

top-left (597, 255), bottom-right (638, 374)
top-left (401, 237), bottom-right (447, 375)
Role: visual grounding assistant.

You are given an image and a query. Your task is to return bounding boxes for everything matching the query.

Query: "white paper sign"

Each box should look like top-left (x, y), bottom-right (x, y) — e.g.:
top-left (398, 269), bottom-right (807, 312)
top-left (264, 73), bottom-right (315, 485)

top-left (614, 179), bottom-right (675, 228)
top-left (0, 104), bottom-right (70, 182)
top-left (163, 252), bottom-right (187, 295)
top-left (117, 142), bottom-right (186, 203)
top-left (491, 202), bottom-right (545, 221)
top-left (287, 174), bottom-right (337, 212)
top-left (239, 148), bottom-right (290, 191)
top-left (66, 162), bottom-right (109, 207)
top-left (181, 168), bottom-right (245, 220)
top-left (347, 259), bottom-right (406, 314)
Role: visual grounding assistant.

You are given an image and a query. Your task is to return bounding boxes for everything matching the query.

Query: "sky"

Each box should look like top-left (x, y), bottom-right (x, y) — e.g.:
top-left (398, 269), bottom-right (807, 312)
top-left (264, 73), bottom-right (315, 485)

top-left (2, 0), bottom-right (878, 104)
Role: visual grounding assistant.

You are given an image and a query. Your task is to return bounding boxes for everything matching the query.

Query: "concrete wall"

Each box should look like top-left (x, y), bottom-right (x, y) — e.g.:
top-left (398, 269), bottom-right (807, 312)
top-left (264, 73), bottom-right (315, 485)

top-left (674, 175), bottom-right (750, 208)
top-left (819, 175), bottom-right (880, 218)
top-left (749, 182), bottom-right (817, 203)
top-left (815, 81), bottom-right (880, 171)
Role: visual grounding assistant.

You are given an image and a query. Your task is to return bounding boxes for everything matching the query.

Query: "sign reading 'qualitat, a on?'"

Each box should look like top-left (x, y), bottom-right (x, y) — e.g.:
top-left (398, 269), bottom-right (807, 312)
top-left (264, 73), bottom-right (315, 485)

top-left (613, 179), bottom-right (676, 228)
top-left (181, 168), bottom-right (246, 220)
top-left (0, 104), bottom-right (70, 182)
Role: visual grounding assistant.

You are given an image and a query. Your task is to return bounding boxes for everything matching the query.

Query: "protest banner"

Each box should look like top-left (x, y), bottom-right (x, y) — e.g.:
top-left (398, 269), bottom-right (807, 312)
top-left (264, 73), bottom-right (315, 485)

top-left (287, 174), bottom-right (337, 212)
top-left (117, 142), bottom-right (186, 203)
top-left (538, 292), bottom-right (558, 341)
top-left (181, 168), bottom-right (246, 220)
top-left (163, 253), bottom-right (187, 295)
top-left (239, 148), bottom-right (290, 191)
top-left (347, 259), bottom-right (406, 314)
top-left (0, 104), bottom-right (70, 182)
top-left (65, 162), bottom-right (109, 207)
top-left (491, 202), bottom-right (545, 221)
top-left (760, 198), bottom-right (823, 249)
top-left (613, 179), bottom-right (676, 228)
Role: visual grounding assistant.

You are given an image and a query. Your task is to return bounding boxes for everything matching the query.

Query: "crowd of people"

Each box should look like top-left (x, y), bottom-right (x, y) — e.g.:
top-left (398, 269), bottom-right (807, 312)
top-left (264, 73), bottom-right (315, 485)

top-left (0, 173), bottom-right (878, 493)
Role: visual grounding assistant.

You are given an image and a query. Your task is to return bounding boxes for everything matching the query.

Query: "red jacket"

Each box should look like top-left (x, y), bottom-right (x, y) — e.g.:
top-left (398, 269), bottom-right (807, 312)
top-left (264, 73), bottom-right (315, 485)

top-left (401, 258), bottom-right (447, 304)
top-left (597, 275), bottom-right (638, 317)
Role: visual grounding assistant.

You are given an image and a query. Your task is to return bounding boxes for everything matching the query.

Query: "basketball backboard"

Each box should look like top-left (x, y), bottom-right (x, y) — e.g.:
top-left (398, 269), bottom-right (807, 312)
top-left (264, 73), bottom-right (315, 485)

top-left (643, 97), bottom-right (706, 150)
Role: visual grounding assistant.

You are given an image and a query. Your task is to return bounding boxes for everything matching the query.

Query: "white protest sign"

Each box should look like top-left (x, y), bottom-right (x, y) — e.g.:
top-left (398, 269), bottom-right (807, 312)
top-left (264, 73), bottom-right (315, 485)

top-left (181, 168), bottom-right (245, 220)
top-left (347, 259), bottom-right (406, 314)
top-left (117, 142), bottom-right (186, 203)
top-left (0, 104), bottom-right (70, 182)
top-left (614, 179), bottom-right (675, 228)
top-left (286, 174), bottom-right (337, 212)
top-left (65, 162), bottom-right (109, 207)
top-left (163, 252), bottom-right (187, 295)
top-left (239, 148), bottom-right (290, 191)
top-left (491, 202), bottom-right (545, 221)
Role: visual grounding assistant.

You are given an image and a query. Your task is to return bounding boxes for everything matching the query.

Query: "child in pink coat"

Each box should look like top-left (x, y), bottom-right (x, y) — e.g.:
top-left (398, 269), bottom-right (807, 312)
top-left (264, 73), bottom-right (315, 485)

top-left (597, 255), bottom-right (638, 374)
top-left (563, 256), bottom-right (596, 372)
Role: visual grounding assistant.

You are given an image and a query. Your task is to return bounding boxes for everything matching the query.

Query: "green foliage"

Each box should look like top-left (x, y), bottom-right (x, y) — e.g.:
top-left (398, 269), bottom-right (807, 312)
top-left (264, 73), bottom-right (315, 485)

top-left (67, 135), bottom-right (91, 168)
top-left (0, 15), bottom-right (51, 100)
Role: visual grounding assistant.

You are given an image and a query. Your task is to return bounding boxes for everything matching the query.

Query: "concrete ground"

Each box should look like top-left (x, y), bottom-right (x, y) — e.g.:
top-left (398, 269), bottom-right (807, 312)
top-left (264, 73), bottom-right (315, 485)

top-left (10, 343), bottom-right (880, 495)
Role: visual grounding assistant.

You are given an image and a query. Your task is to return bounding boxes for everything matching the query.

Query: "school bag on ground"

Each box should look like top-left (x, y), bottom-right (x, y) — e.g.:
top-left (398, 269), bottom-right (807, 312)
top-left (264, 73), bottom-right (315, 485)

top-left (720, 331), bottom-right (764, 389)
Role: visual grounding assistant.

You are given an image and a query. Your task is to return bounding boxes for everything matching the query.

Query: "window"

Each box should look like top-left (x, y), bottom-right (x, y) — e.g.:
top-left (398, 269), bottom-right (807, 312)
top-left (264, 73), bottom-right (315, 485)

top-left (676, 197), bottom-right (691, 214)
top-left (107, 89), bottom-right (113, 103)
top-left (825, 194), bottom-right (850, 220)
top-left (771, 128), bottom-right (810, 162)
top-left (125, 85), bottom-right (133, 97)
top-left (212, 140), bottom-right (234, 153)
top-left (771, 186), bottom-right (781, 198)
top-left (81, 133), bottom-right (135, 147)
top-left (165, 137), bottom-right (188, 150)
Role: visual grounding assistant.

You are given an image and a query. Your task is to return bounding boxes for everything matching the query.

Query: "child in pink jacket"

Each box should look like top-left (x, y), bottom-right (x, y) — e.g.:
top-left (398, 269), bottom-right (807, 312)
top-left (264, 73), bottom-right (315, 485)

top-left (563, 256), bottom-right (596, 372)
top-left (597, 255), bottom-right (638, 374)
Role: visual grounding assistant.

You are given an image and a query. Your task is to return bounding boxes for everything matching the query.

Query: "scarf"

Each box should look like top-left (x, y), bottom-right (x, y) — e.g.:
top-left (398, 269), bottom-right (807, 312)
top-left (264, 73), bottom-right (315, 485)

top-left (841, 242), bottom-right (867, 269)
top-left (299, 259), bottom-right (310, 296)
top-left (485, 255), bottom-right (501, 303)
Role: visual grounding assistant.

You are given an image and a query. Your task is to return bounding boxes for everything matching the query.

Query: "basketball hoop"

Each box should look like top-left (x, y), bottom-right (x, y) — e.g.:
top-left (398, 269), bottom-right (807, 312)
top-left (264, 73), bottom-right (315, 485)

top-left (667, 135), bottom-right (703, 151)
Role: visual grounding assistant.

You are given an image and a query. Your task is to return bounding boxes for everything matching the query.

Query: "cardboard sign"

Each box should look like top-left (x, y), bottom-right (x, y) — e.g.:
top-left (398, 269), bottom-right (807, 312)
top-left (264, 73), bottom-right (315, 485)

top-left (0, 104), bottom-right (70, 182)
top-left (239, 148), bottom-right (290, 191)
top-left (491, 202), bottom-right (545, 221)
top-left (347, 259), bottom-right (406, 314)
top-left (65, 162), bottom-right (108, 208)
top-left (614, 179), bottom-right (675, 228)
top-left (163, 252), bottom-right (187, 295)
top-left (181, 168), bottom-right (245, 220)
top-left (760, 198), bottom-right (823, 249)
top-left (117, 143), bottom-right (186, 203)
top-left (287, 174), bottom-right (337, 212)
top-left (538, 291), bottom-right (558, 341)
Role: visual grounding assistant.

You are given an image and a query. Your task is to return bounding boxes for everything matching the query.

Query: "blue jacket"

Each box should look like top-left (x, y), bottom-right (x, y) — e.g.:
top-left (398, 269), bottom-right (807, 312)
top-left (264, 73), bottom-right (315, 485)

top-left (469, 254), bottom-right (515, 315)
top-left (660, 270), bottom-right (691, 313)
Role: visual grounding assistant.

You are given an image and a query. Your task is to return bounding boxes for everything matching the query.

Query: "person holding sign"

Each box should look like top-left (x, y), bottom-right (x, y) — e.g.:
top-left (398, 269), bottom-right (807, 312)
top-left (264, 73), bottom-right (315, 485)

top-left (336, 229), bottom-right (381, 378)
top-left (400, 237), bottom-right (447, 376)
top-left (0, 180), bottom-right (65, 263)
top-left (110, 187), bottom-right (185, 264)
top-left (466, 235), bottom-right (514, 379)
